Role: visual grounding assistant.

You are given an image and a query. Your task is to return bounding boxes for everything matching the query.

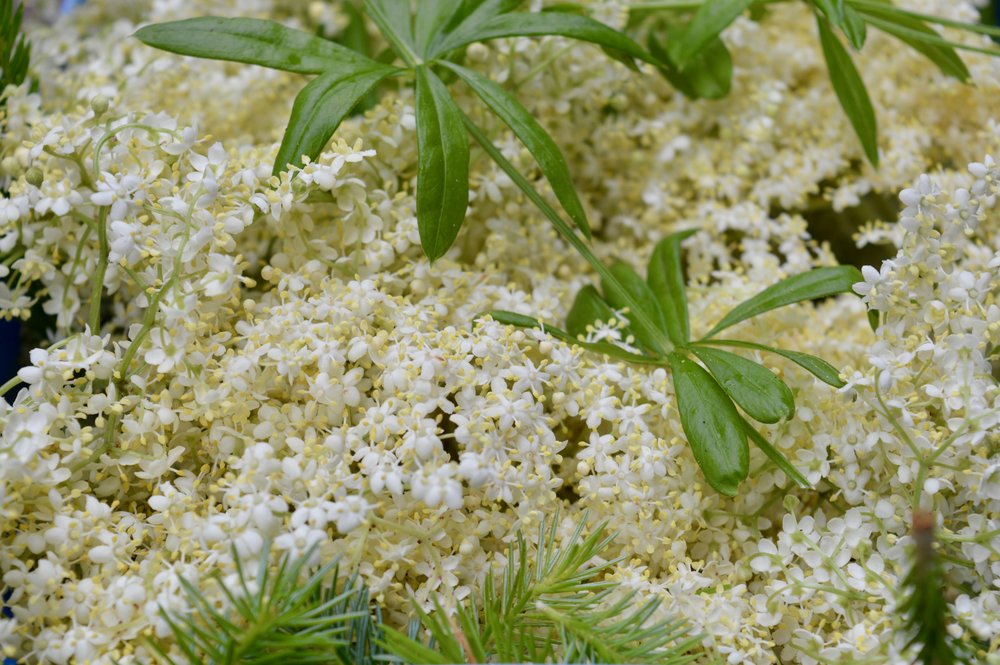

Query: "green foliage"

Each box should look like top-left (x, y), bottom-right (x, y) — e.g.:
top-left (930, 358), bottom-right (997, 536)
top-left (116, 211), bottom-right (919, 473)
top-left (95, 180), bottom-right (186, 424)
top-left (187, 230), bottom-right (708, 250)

top-left (0, 0), bottom-right (30, 93)
top-left (897, 512), bottom-right (987, 665)
top-left (381, 516), bottom-right (702, 664)
top-left (492, 230), bottom-right (859, 495)
top-left (815, 14), bottom-right (879, 167)
top-left (151, 522), bottom-right (705, 665)
top-left (134, 2), bottom-right (655, 261)
top-left (632, 0), bottom-right (1000, 166)
top-left (149, 542), bottom-right (382, 665)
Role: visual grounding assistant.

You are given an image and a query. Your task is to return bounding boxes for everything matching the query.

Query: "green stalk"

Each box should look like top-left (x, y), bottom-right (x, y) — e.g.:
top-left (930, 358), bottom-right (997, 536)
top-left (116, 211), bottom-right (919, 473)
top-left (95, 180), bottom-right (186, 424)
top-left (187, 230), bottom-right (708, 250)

top-left (461, 115), bottom-right (675, 355)
top-left (87, 208), bottom-right (109, 332)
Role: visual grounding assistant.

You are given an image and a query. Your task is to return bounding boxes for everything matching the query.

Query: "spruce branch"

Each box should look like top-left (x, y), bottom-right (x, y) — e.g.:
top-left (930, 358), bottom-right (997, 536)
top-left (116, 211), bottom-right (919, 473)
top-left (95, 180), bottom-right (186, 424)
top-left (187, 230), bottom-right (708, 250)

top-left (381, 515), bottom-right (704, 664)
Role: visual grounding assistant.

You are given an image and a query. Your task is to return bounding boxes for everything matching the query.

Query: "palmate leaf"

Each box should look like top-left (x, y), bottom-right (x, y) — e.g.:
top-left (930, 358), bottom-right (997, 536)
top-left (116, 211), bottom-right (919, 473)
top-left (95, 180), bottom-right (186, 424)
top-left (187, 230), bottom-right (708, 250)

top-left (415, 65), bottom-right (471, 262)
top-left (442, 60), bottom-right (591, 238)
top-left (668, 353), bottom-right (749, 496)
top-left (815, 15), bottom-right (879, 166)
top-left (691, 346), bottom-right (795, 424)
top-left (647, 229), bottom-right (696, 345)
top-left (133, 17), bottom-right (375, 75)
top-left (703, 265), bottom-right (862, 338)
top-left (274, 65), bottom-right (398, 175)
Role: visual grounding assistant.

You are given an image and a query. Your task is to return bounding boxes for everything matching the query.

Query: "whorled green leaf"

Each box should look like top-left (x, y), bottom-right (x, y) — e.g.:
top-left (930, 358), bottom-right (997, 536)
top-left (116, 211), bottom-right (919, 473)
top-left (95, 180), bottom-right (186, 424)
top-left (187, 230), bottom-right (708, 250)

top-left (415, 65), bottom-right (471, 261)
top-left (650, 28), bottom-right (733, 100)
top-left (816, 15), bottom-right (879, 166)
top-left (697, 338), bottom-right (845, 388)
top-left (601, 261), bottom-right (669, 355)
top-left (703, 265), bottom-right (863, 338)
top-left (856, 9), bottom-right (969, 81)
top-left (461, 116), bottom-right (672, 357)
top-left (667, 0), bottom-right (752, 70)
top-left (669, 353), bottom-right (749, 496)
top-left (489, 310), bottom-right (659, 364)
top-left (812, 0), bottom-right (866, 49)
top-left (566, 285), bottom-right (616, 339)
top-left (442, 61), bottom-right (591, 238)
top-left (847, 0), bottom-right (1000, 39)
top-left (841, 5), bottom-right (868, 49)
top-left (273, 66), bottom-right (397, 176)
top-left (647, 229), bottom-right (697, 345)
top-left (691, 346), bottom-right (795, 424)
top-left (415, 0), bottom-right (465, 56)
top-left (431, 11), bottom-right (653, 65)
top-left (133, 17), bottom-right (374, 75)
top-left (438, 0), bottom-right (526, 40)
top-left (743, 420), bottom-right (811, 488)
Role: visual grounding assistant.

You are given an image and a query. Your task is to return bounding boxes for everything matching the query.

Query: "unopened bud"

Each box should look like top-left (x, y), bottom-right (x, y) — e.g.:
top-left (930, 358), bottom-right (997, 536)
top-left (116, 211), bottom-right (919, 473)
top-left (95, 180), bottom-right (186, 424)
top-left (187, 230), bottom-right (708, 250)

top-left (0, 156), bottom-right (20, 177)
top-left (90, 94), bottom-right (110, 115)
top-left (24, 167), bottom-right (43, 187)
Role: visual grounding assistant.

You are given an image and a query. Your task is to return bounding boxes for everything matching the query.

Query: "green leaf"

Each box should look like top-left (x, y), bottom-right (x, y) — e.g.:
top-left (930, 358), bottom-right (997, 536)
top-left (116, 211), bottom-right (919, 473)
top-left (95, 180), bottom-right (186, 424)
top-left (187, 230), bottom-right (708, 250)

top-left (841, 5), bottom-right (868, 49)
top-left (868, 308), bottom-right (880, 333)
top-left (489, 310), bottom-right (660, 364)
top-left (336, 1), bottom-right (382, 116)
top-left (669, 353), bottom-right (749, 496)
top-left (856, 11), bottom-right (970, 81)
top-left (703, 265), bottom-right (863, 338)
top-left (461, 117), bottom-right (672, 355)
top-left (432, 11), bottom-right (653, 65)
top-left (441, 61), bottom-right (590, 238)
top-left (647, 229), bottom-right (696, 345)
top-left (440, 0), bottom-right (526, 38)
top-left (812, 0), bottom-right (866, 49)
top-left (273, 66), bottom-right (397, 176)
top-left (650, 29), bottom-right (733, 100)
top-left (566, 285), bottom-right (616, 338)
top-left (691, 346), bottom-right (795, 424)
top-left (698, 339), bottom-right (846, 388)
top-left (667, 0), bottom-right (752, 69)
top-left (816, 15), bottom-right (879, 166)
top-left (743, 421), bottom-right (811, 488)
top-left (133, 17), bottom-right (374, 75)
top-left (363, 0), bottom-right (420, 66)
top-left (415, 0), bottom-right (464, 56)
top-left (847, 0), bottom-right (1000, 38)
top-left (415, 65), bottom-right (471, 262)
top-left (601, 261), bottom-right (669, 355)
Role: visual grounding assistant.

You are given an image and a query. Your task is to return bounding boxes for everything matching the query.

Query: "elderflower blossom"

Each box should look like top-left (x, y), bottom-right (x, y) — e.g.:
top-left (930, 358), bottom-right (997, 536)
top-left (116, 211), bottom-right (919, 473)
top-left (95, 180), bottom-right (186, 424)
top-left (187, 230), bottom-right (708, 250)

top-left (0, 0), bottom-right (998, 663)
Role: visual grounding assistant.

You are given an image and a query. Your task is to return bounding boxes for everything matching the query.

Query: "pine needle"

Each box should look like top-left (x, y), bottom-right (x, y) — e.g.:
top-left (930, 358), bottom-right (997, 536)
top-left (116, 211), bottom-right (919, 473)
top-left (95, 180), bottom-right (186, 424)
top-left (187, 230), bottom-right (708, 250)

top-left (381, 514), bottom-right (705, 664)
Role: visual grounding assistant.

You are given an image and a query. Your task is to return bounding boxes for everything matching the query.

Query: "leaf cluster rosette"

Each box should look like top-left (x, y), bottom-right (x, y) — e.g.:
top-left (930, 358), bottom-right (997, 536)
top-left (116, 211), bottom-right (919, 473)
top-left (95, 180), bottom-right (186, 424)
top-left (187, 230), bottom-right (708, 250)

top-left (134, 0), bottom-right (657, 261)
top-left (492, 230), bottom-right (860, 496)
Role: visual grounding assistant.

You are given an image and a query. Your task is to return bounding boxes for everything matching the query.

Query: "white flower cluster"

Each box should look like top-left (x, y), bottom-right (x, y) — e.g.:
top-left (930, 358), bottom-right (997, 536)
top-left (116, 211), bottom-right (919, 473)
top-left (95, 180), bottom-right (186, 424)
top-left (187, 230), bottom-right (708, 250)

top-left (0, 0), bottom-right (998, 663)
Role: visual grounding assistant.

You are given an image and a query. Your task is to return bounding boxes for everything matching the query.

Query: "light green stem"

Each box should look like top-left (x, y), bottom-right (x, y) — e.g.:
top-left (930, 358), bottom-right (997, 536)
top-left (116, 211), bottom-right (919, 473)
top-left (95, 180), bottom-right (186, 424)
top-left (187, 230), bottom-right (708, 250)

top-left (461, 115), bottom-right (675, 355)
top-left (87, 208), bottom-right (108, 332)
